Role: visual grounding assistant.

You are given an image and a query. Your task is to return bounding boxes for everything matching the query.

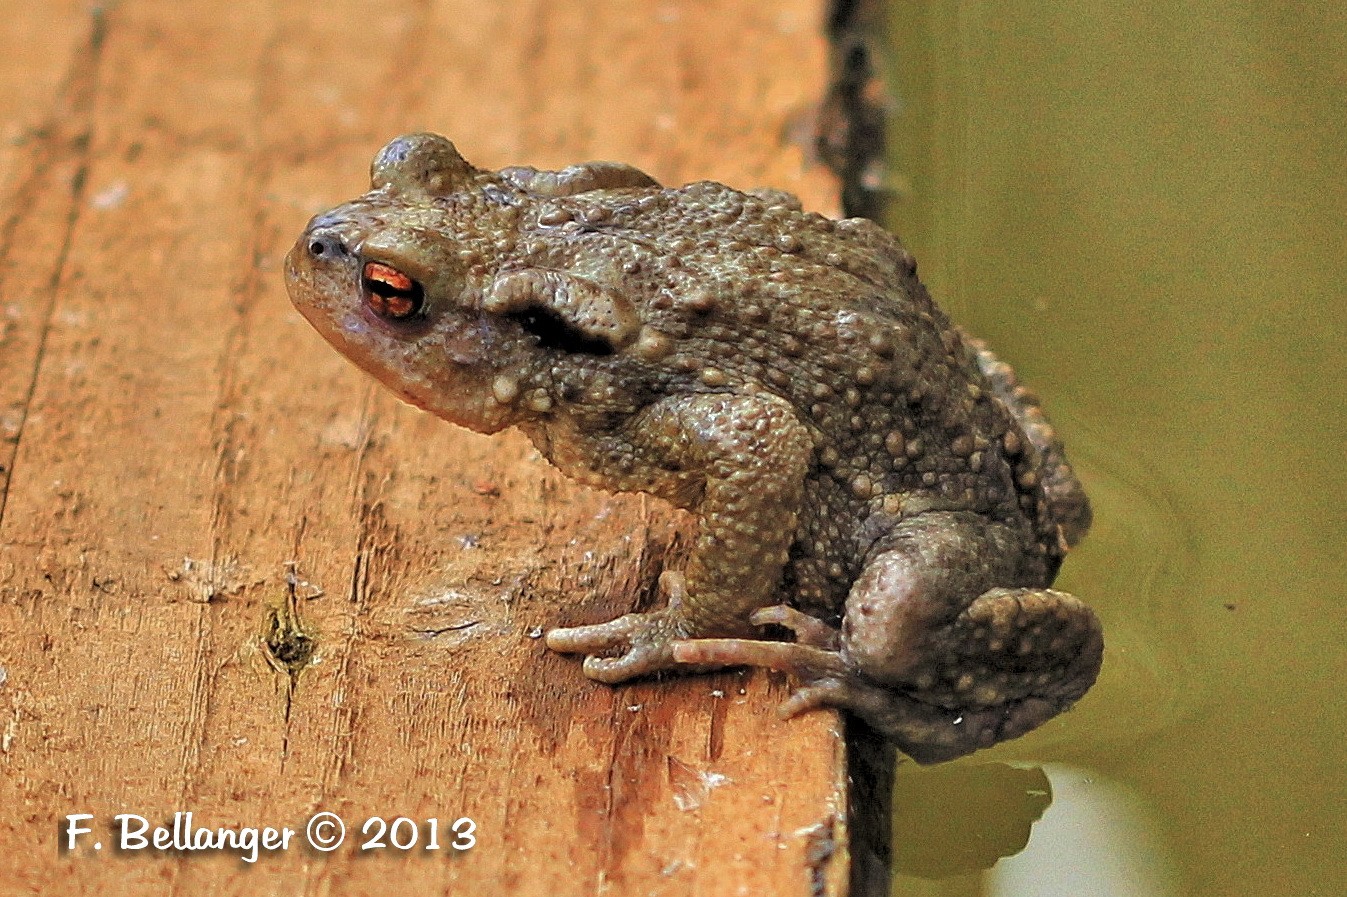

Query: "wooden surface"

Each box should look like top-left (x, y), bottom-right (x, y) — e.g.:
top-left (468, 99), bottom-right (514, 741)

top-left (0, 2), bottom-right (872, 894)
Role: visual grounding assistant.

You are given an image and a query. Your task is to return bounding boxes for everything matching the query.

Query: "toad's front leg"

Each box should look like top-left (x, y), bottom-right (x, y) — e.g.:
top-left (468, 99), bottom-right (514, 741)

top-left (545, 392), bottom-right (815, 681)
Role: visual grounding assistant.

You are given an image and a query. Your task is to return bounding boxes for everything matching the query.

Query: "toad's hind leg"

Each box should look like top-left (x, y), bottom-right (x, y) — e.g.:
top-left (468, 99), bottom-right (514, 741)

top-left (670, 584), bottom-right (1103, 764)
top-left (670, 538), bottom-right (1103, 763)
top-left (878, 585), bottom-right (1103, 761)
top-left (961, 330), bottom-right (1092, 547)
top-left (833, 516), bottom-right (1103, 761)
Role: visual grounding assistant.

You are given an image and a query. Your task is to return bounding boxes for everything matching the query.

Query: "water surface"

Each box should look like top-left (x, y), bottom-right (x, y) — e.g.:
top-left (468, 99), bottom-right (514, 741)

top-left (882, 4), bottom-right (1346, 896)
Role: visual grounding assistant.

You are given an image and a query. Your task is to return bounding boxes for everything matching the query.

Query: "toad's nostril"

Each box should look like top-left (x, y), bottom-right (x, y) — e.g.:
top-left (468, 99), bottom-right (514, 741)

top-left (309, 235), bottom-right (348, 258)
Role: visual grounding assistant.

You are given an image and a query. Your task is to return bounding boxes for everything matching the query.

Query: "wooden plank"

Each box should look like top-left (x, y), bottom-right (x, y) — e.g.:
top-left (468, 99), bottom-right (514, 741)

top-left (0, 0), bottom-right (95, 518)
top-left (0, 1), bottom-right (875, 895)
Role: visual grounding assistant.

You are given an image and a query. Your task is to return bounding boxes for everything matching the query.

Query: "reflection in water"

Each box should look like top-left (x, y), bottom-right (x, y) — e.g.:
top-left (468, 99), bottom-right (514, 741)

top-left (894, 763), bottom-right (1052, 877)
top-left (989, 765), bottom-right (1178, 897)
top-left (893, 763), bottom-right (1177, 897)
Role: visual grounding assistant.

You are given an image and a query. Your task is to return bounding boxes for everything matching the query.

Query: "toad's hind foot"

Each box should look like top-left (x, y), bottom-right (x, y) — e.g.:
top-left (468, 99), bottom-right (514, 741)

top-left (775, 675), bottom-right (1064, 764)
top-left (668, 636), bottom-right (848, 678)
top-left (668, 604), bottom-right (846, 676)
top-left (748, 604), bottom-right (840, 649)
top-left (668, 635), bottom-right (1025, 764)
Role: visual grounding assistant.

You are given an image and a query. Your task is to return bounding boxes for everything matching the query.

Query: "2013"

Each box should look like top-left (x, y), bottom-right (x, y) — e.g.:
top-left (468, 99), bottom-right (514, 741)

top-left (360, 816), bottom-right (476, 851)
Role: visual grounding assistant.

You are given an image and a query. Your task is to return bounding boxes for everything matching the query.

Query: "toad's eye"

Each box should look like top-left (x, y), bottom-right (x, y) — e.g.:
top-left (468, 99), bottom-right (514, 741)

top-left (361, 261), bottom-right (424, 320)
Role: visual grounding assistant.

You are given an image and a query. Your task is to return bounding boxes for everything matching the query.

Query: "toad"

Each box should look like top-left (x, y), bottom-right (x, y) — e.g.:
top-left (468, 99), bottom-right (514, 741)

top-left (285, 134), bottom-right (1102, 763)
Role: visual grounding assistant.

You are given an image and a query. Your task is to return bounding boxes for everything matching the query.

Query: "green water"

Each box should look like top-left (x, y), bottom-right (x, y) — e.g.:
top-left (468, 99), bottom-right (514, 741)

top-left (881, 4), bottom-right (1347, 896)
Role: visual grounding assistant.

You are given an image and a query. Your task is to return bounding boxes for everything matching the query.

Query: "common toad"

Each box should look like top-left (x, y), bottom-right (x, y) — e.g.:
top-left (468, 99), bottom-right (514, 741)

top-left (285, 134), bottom-right (1102, 763)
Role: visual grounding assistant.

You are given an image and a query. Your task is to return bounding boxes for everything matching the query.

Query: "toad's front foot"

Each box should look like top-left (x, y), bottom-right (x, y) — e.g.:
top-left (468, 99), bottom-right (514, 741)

top-left (546, 610), bottom-right (682, 683)
top-left (545, 571), bottom-right (700, 683)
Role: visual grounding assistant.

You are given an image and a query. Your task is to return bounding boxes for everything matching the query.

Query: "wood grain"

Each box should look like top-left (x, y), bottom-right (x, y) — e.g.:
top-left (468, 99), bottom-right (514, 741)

top-left (0, 2), bottom-right (872, 894)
